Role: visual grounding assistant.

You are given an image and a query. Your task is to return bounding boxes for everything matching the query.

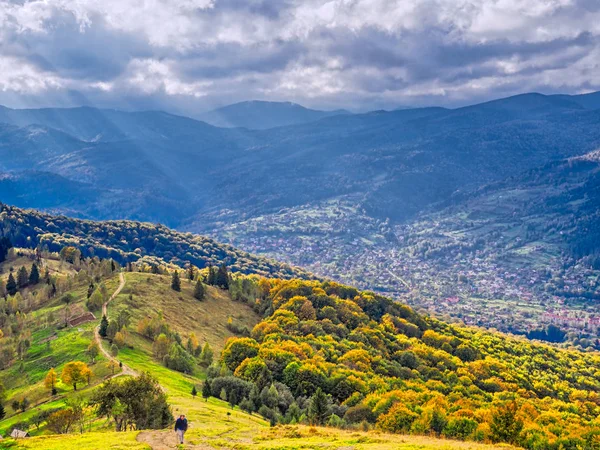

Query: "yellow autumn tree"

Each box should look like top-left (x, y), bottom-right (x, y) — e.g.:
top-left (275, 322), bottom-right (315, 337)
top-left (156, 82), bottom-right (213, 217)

top-left (61, 361), bottom-right (91, 391)
top-left (44, 368), bottom-right (57, 391)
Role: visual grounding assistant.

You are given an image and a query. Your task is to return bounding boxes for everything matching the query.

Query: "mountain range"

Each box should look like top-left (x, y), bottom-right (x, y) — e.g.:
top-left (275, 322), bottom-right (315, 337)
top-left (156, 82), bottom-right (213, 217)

top-left (1, 92), bottom-right (600, 343)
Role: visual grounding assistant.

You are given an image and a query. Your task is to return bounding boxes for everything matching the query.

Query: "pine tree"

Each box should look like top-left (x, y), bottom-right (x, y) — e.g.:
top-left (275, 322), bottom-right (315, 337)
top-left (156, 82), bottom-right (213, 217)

top-left (6, 273), bottom-right (17, 296)
top-left (191, 385), bottom-right (198, 397)
top-left (194, 280), bottom-right (205, 300)
top-left (215, 264), bottom-right (229, 289)
top-left (0, 402), bottom-right (5, 420)
top-left (28, 263), bottom-right (40, 285)
top-left (99, 315), bottom-right (109, 338)
top-left (206, 265), bottom-right (215, 285)
top-left (187, 265), bottom-right (195, 281)
top-left (308, 388), bottom-right (331, 426)
top-left (87, 282), bottom-right (95, 299)
top-left (17, 266), bottom-right (29, 289)
top-left (171, 271), bottom-right (181, 292)
top-left (202, 380), bottom-right (211, 402)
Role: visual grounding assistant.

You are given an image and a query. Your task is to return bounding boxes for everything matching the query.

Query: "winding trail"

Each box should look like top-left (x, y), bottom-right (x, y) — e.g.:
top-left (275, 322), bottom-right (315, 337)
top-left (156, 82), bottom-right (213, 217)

top-left (94, 272), bottom-right (138, 377)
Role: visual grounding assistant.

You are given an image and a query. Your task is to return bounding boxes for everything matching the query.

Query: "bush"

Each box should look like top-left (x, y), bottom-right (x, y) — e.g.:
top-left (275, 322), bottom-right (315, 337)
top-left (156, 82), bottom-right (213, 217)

top-left (444, 417), bottom-right (478, 440)
top-left (377, 404), bottom-right (419, 433)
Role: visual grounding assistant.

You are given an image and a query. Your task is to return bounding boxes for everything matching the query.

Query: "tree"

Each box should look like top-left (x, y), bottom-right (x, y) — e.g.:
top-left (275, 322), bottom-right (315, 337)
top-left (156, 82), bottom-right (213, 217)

top-left (61, 361), bottom-right (91, 391)
top-left (45, 368), bottom-right (58, 392)
top-left (6, 273), bottom-right (17, 296)
top-left (110, 344), bottom-right (119, 357)
top-left (0, 237), bottom-right (13, 263)
top-left (191, 385), bottom-right (198, 397)
top-left (308, 388), bottom-right (331, 426)
top-left (199, 342), bottom-right (214, 366)
top-left (19, 398), bottom-right (30, 412)
top-left (61, 293), bottom-right (74, 326)
top-left (194, 280), bottom-right (205, 300)
top-left (87, 342), bottom-right (99, 363)
top-left (90, 372), bottom-right (171, 432)
top-left (107, 360), bottom-right (119, 375)
top-left (47, 408), bottom-right (77, 434)
top-left (202, 380), bottom-right (211, 402)
top-left (99, 315), bottom-right (109, 338)
top-left (215, 264), bottom-right (229, 289)
top-left (171, 271), bottom-right (181, 292)
top-left (0, 402), bottom-right (5, 420)
top-left (86, 289), bottom-right (103, 312)
top-left (17, 266), bottom-right (29, 289)
top-left (106, 320), bottom-right (119, 340)
top-left (29, 263), bottom-right (40, 285)
top-left (153, 334), bottom-right (171, 360)
top-left (490, 401), bottom-right (524, 444)
top-left (113, 332), bottom-right (126, 349)
top-left (187, 265), bottom-right (195, 281)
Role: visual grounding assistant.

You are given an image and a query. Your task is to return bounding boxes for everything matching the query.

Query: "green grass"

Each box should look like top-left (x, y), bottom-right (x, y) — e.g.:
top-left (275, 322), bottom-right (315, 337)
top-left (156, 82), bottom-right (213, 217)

top-left (1, 267), bottom-right (515, 450)
top-left (0, 431), bottom-right (148, 449)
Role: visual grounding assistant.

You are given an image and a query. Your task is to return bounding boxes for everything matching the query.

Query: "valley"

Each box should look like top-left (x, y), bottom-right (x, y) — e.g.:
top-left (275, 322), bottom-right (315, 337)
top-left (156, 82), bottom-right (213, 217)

top-left (2, 93), bottom-right (600, 346)
top-left (210, 150), bottom-right (600, 349)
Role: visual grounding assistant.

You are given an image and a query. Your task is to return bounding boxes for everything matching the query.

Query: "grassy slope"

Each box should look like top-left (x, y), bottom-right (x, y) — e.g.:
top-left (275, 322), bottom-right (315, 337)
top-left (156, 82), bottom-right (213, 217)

top-left (2, 270), bottom-right (517, 449)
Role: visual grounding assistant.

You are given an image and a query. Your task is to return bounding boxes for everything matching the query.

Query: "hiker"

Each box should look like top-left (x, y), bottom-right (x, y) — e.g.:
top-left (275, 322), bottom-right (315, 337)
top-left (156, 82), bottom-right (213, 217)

top-left (174, 414), bottom-right (188, 444)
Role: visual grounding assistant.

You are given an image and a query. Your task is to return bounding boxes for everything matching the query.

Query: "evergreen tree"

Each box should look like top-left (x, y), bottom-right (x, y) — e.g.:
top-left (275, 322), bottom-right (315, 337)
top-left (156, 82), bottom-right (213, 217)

top-left (187, 265), bottom-right (195, 281)
top-left (206, 265), bottom-right (215, 285)
top-left (202, 380), bottom-right (211, 402)
top-left (87, 282), bottom-right (95, 299)
top-left (215, 264), bottom-right (229, 289)
top-left (171, 271), bottom-right (181, 292)
top-left (28, 263), bottom-right (40, 285)
top-left (308, 388), bottom-right (331, 426)
top-left (6, 273), bottom-right (17, 296)
top-left (191, 385), bottom-right (198, 397)
top-left (111, 260), bottom-right (116, 272)
top-left (193, 280), bottom-right (205, 300)
top-left (0, 237), bottom-right (12, 263)
top-left (17, 266), bottom-right (29, 289)
top-left (0, 402), bottom-right (5, 420)
top-left (99, 315), bottom-right (109, 338)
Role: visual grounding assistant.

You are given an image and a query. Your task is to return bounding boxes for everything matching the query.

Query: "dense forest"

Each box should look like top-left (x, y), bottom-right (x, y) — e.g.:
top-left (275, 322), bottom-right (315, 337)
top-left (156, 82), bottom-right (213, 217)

top-left (0, 203), bottom-right (312, 280)
top-left (213, 276), bottom-right (600, 449)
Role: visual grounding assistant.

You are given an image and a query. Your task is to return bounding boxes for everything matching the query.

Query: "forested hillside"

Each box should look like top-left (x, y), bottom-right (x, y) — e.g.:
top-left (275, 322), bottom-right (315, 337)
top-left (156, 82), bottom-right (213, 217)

top-left (218, 276), bottom-right (600, 449)
top-left (0, 203), bottom-right (311, 280)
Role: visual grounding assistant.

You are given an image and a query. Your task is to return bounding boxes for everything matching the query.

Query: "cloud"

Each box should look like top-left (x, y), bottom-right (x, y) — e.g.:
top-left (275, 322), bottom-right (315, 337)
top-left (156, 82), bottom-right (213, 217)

top-left (0, 0), bottom-right (599, 113)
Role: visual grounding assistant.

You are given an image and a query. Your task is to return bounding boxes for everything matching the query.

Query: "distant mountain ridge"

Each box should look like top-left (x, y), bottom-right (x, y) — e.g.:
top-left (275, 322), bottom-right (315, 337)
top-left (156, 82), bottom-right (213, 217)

top-left (197, 100), bottom-right (351, 129)
top-left (1, 91), bottom-right (600, 228)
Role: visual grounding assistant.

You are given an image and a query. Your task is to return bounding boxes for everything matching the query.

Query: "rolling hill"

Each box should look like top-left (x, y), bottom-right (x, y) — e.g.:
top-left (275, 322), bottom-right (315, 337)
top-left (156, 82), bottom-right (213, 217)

top-left (0, 202), bottom-right (311, 280)
top-left (1, 218), bottom-right (600, 449)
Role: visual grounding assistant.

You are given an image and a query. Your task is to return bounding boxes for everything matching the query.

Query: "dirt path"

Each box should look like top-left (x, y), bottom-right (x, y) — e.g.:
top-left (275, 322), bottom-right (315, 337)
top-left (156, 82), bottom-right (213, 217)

top-left (94, 272), bottom-right (138, 377)
top-left (137, 430), bottom-right (216, 449)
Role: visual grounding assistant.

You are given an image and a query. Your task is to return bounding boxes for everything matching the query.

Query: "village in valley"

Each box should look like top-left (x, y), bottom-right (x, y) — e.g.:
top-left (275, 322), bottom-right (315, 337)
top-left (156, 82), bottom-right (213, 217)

top-left (210, 197), bottom-right (600, 350)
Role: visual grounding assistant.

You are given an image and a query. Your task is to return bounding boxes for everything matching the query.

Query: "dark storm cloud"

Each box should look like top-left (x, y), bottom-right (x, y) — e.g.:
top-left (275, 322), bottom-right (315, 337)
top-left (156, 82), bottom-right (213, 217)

top-left (0, 0), bottom-right (599, 113)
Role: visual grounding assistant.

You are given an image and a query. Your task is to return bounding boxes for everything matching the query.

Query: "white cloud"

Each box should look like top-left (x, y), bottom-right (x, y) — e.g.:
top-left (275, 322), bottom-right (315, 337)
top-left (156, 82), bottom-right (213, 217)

top-left (0, 0), bottom-right (599, 112)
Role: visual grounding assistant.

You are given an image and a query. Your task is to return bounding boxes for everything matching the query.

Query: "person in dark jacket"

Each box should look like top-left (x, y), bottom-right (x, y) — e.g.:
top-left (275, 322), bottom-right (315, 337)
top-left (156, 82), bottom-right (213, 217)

top-left (174, 414), bottom-right (188, 444)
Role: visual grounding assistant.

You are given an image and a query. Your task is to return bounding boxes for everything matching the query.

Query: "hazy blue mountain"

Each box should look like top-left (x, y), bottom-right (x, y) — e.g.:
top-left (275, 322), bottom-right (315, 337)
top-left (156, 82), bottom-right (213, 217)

top-left (553, 90), bottom-right (600, 110)
top-left (1, 92), bottom-right (600, 229)
top-left (198, 100), bottom-right (350, 129)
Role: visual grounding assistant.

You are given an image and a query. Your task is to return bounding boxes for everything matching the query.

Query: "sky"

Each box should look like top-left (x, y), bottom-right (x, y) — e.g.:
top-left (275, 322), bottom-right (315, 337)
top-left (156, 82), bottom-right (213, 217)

top-left (1, 0), bottom-right (600, 115)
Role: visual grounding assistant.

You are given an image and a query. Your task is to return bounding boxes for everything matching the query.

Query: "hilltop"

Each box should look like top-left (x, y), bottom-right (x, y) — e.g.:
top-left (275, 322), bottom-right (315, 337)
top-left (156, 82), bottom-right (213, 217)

top-left (0, 202), bottom-right (311, 280)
